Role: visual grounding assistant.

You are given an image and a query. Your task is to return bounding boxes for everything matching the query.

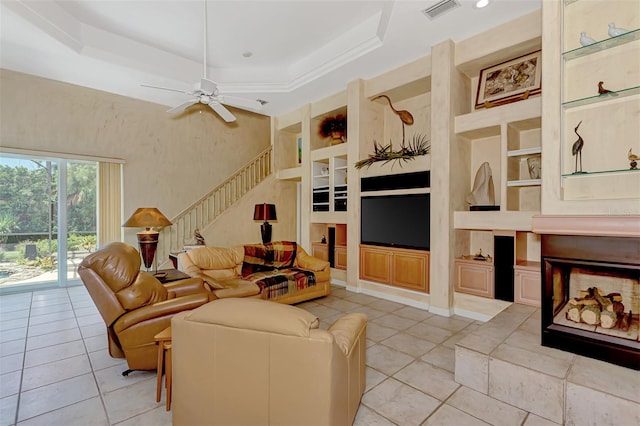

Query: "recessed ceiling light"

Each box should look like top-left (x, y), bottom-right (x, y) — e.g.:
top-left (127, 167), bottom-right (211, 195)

top-left (475, 0), bottom-right (491, 8)
top-left (242, 51), bottom-right (253, 58)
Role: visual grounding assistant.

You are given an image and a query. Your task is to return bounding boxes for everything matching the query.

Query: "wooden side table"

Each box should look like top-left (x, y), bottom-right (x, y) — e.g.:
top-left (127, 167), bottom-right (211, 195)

top-left (154, 326), bottom-right (172, 410)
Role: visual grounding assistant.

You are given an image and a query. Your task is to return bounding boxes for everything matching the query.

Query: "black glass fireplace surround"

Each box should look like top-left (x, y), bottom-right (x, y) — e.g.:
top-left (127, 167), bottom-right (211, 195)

top-left (541, 234), bottom-right (640, 370)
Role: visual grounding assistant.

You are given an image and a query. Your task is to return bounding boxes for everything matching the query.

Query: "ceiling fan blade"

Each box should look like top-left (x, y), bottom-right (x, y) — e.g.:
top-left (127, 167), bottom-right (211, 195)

top-left (208, 101), bottom-right (236, 122)
top-left (200, 78), bottom-right (217, 95)
top-left (167, 98), bottom-right (199, 114)
top-left (217, 95), bottom-right (263, 111)
top-left (141, 84), bottom-right (193, 95)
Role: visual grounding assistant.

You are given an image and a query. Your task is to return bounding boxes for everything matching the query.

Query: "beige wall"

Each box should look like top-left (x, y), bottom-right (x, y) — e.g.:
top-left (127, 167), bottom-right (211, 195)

top-left (0, 69), bottom-right (277, 247)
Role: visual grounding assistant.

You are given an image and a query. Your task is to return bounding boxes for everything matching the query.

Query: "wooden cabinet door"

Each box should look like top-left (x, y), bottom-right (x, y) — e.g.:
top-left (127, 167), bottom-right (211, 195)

top-left (359, 246), bottom-right (391, 284)
top-left (334, 245), bottom-right (347, 270)
top-left (391, 250), bottom-right (429, 292)
top-left (312, 243), bottom-right (329, 262)
top-left (514, 265), bottom-right (541, 307)
top-left (454, 259), bottom-right (494, 298)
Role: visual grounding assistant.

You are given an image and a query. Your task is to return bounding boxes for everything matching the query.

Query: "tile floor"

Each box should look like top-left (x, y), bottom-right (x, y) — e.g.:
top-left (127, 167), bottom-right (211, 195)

top-left (0, 284), bottom-right (553, 426)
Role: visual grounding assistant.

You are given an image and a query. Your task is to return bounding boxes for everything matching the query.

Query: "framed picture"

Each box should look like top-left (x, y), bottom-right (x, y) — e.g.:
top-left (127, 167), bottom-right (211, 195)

top-left (297, 137), bottom-right (302, 164)
top-left (475, 50), bottom-right (541, 109)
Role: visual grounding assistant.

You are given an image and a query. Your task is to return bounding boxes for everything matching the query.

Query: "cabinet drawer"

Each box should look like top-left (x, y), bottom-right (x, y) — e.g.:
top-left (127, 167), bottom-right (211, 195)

top-left (454, 259), bottom-right (494, 298)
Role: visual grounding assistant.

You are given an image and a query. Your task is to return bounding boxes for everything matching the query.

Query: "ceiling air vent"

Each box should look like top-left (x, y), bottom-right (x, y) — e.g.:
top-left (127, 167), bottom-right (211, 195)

top-left (422, 0), bottom-right (460, 19)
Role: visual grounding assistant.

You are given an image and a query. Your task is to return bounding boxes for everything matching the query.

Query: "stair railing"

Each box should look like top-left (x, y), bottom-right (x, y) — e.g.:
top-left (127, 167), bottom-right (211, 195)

top-left (157, 147), bottom-right (272, 265)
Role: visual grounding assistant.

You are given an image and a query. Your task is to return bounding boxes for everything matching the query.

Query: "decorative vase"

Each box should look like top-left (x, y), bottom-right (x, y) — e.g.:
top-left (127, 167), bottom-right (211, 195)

top-left (527, 156), bottom-right (541, 179)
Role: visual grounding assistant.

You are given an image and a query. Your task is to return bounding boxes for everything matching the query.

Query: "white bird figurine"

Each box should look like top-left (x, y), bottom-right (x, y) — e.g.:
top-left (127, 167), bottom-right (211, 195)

top-left (579, 32), bottom-right (597, 46)
top-left (608, 22), bottom-right (629, 37)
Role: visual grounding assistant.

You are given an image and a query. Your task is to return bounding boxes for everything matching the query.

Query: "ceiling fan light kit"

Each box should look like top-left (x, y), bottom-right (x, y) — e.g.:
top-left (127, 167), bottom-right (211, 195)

top-left (142, 0), bottom-right (261, 122)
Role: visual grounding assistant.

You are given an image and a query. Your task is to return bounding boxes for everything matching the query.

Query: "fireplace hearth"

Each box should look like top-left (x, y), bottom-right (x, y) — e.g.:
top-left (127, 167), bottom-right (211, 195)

top-left (533, 216), bottom-right (640, 370)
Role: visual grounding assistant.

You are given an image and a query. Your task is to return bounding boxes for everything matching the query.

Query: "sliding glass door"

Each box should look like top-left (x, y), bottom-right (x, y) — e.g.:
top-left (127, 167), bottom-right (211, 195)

top-left (0, 154), bottom-right (97, 292)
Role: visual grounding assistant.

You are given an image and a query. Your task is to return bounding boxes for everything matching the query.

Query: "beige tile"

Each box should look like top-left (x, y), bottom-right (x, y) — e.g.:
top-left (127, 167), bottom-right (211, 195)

top-left (366, 344), bottom-right (414, 376)
top-left (491, 343), bottom-right (572, 378)
top-left (381, 332), bottom-right (437, 357)
top-left (79, 323), bottom-right (106, 339)
top-left (115, 405), bottom-right (172, 426)
top-left (304, 304), bottom-right (341, 319)
top-left (421, 345), bottom-right (455, 373)
top-left (350, 306), bottom-right (387, 320)
top-left (503, 329), bottom-right (575, 363)
top-left (423, 404), bottom-right (490, 426)
top-left (0, 393), bottom-right (18, 425)
top-left (27, 318), bottom-right (78, 337)
top-left (454, 346), bottom-right (489, 394)
top-left (71, 306), bottom-right (100, 318)
top-left (368, 299), bottom-right (404, 313)
top-left (488, 357), bottom-right (564, 424)
top-left (29, 298), bottom-right (68, 309)
top-left (566, 382), bottom-right (640, 426)
top-left (372, 314), bottom-right (417, 331)
top-left (95, 364), bottom-right (156, 394)
top-left (344, 293), bottom-right (379, 305)
top-left (365, 367), bottom-right (387, 392)
top-left (447, 386), bottom-right (527, 426)
top-left (0, 371), bottom-right (21, 399)
top-left (0, 339), bottom-right (24, 358)
top-left (0, 309), bottom-right (29, 322)
top-left (31, 289), bottom-right (68, 301)
top-left (0, 353), bottom-right (23, 375)
top-left (24, 340), bottom-right (86, 368)
top-left (353, 405), bottom-right (395, 426)
top-left (394, 360), bottom-right (459, 401)
top-left (0, 328), bottom-right (27, 344)
top-left (523, 413), bottom-right (562, 426)
top-left (102, 376), bottom-right (161, 424)
top-left (25, 328), bottom-right (82, 351)
top-left (28, 303), bottom-right (73, 317)
top-left (75, 314), bottom-right (103, 327)
top-left (568, 355), bottom-right (640, 403)
top-left (21, 354), bottom-right (91, 391)
top-left (393, 305), bottom-right (433, 322)
top-left (366, 323), bottom-right (398, 342)
top-left (83, 334), bottom-right (108, 353)
top-left (88, 348), bottom-right (127, 372)
top-left (16, 396), bottom-right (108, 426)
top-left (362, 378), bottom-right (439, 426)
top-left (0, 317), bottom-right (29, 331)
top-left (423, 314), bottom-right (474, 332)
top-left (17, 374), bottom-right (98, 422)
top-left (456, 323), bottom-right (512, 354)
top-left (68, 300), bottom-right (95, 310)
top-left (0, 301), bottom-right (31, 314)
top-left (441, 322), bottom-right (482, 349)
top-left (319, 298), bottom-right (361, 312)
top-left (27, 310), bottom-right (75, 326)
top-left (405, 322), bottom-right (452, 344)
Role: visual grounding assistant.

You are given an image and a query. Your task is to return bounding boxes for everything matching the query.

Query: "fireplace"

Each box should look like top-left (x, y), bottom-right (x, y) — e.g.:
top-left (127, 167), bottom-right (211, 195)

top-left (534, 215), bottom-right (640, 370)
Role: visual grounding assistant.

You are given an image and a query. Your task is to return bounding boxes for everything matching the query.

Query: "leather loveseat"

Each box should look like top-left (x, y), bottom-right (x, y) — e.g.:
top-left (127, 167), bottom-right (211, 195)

top-left (78, 242), bottom-right (216, 371)
top-left (171, 298), bottom-right (367, 426)
top-left (177, 241), bottom-right (330, 304)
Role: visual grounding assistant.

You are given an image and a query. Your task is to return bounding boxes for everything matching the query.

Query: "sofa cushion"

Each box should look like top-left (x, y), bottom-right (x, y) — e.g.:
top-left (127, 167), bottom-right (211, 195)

top-left (265, 241), bottom-right (297, 269)
top-left (241, 244), bottom-right (274, 277)
top-left (188, 246), bottom-right (239, 270)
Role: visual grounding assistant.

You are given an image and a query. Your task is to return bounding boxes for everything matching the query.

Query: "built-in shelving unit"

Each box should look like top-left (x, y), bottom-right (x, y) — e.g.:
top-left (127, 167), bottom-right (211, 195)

top-left (560, 1), bottom-right (639, 200)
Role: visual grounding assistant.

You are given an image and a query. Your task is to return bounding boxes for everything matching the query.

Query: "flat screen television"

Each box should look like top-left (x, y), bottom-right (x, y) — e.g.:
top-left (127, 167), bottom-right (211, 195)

top-left (361, 193), bottom-right (430, 250)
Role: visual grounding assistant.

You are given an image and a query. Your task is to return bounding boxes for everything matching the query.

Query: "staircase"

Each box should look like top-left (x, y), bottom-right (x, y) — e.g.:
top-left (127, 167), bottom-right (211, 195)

top-left (157, 147), bottom-right (272, 265)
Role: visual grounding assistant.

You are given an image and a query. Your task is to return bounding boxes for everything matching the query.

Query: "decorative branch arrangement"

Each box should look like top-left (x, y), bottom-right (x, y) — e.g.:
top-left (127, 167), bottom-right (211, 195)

top-left (355, 95), bottom-right (430, 169)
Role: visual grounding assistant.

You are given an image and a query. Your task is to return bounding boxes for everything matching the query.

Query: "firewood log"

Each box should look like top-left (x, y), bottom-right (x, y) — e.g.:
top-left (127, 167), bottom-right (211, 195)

top-left (600, 310), bottom-right (617, 329)
top-left (569, 297), bottom-right (597, 306)
top-left (612, 301), bottom-right (625, 316)
top-left (580, 305), bottom-right (601, 325)
top-left (593, 290), bottom-right (612, 312)
top-left (621, 311), bottom-right (631, 332)
top-left (566, 305), bottom-right (582, 323)
top-left (580, 287), bottom-right (603, 298)
top-left (606, 292), bottom-right (623, 303)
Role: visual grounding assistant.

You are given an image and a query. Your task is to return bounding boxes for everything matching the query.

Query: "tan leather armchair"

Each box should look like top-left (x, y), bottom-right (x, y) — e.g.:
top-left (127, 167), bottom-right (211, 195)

top-left (78, 242), bottom-right (216, 372)
top-left (171, 298), bottom-right (367, 426)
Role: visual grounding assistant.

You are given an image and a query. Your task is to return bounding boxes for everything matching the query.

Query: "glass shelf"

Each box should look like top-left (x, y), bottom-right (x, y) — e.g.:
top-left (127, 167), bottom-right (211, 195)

top-left (507, 179), bottom-right (541, 187)
top-left (563, 28), bottom-right (640, 61)
top-left (507, 147), bottom-right (541, 157)
top-left (562, 168), bottom-right (640, 178)
top-left (562, 85), bottom-right (640, 109)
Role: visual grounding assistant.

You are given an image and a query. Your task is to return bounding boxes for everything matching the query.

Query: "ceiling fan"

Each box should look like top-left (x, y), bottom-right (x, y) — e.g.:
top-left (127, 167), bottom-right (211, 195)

top-left (141, 1), bottom-right (262, 122)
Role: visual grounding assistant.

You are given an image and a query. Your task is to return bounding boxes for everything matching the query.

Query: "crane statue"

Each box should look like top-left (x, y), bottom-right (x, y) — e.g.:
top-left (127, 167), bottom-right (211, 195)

top-left (572, 120), bottom-right (585, 174)
top-left (372, 95), bottom-right (414, 149)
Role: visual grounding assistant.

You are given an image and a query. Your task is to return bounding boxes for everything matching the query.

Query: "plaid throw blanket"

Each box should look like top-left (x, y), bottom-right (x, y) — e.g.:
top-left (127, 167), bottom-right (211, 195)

top-left (242, 241), bottom-right (298, 277)
top-left (247, 268), bottom-right (316, 300)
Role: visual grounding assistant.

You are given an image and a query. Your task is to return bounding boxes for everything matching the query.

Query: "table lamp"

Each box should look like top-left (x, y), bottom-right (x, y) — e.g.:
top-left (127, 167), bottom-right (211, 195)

top-left (253, 203), bottom-right (277, 244)
top-left (123, 207), bottom-right (172, 273)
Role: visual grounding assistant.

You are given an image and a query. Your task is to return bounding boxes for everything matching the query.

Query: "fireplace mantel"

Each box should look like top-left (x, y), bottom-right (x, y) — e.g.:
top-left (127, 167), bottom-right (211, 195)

top-left (532, 215), bottom-right (640, 238)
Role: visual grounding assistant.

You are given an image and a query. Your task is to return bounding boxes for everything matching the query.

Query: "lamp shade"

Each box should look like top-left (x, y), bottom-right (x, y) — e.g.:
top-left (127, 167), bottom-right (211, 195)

top-left (123, 208), bottom-right (172, 228)
top-left (253, 203), bottom-right (277, 221)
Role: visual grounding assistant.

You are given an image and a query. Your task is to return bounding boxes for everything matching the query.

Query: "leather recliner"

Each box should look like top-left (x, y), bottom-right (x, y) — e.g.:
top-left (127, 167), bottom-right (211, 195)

top-left (171, 298), bottom-right (367, 426)
top-left (78, 242), bottom-right (216, 371)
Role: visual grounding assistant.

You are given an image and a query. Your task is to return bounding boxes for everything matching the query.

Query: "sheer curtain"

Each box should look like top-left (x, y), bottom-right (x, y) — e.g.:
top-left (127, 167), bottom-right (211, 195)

top-left (98, 161), bottom-right (123, 246)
